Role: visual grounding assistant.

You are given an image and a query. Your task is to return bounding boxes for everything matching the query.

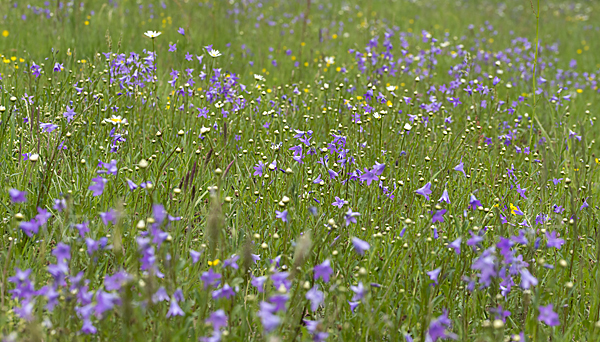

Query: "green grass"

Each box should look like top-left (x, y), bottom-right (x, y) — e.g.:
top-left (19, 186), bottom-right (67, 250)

top-left (0, 0), bottom-right (600, 341)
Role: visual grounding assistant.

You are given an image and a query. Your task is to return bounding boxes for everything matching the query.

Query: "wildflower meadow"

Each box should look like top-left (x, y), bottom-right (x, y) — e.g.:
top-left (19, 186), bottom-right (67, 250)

top-left (1, 0), bottom-right (600, 341)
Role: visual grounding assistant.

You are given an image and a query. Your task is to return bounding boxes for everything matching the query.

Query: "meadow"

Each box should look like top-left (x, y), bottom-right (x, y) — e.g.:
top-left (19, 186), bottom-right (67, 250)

top-left (0, 0), bottom-right (599, 341)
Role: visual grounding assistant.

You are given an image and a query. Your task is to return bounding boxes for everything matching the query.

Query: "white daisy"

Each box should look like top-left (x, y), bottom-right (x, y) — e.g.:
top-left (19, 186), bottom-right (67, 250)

top-left (208, 49), bottom-right (222, 58)
top-left (254, 74), bottom-right (265, 82)
top-left (324, 56), bottom-right (335, 65)
top-left (104, 115), bottom-right (127, 125)
top-left (144, 31), bottom-right (162, 39)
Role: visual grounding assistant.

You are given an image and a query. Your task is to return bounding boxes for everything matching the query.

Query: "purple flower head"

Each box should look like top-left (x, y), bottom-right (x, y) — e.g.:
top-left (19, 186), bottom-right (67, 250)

top-left (453, 161), bottom-right (465, 176)
top-left (415, 182), bottom-right (432, 200)
top-left (251, 254), bottom-right (261, 263)
top-left (74, 221), bottom-right (90, 238)
top-left (40, 122), bottom-right (59, 133)
top-left (63, 106), bottom-right (76, 122)
top-left (52, 242), bottom-right (71, 264)
top-left (126, 179), bottom-right (138, 190)
top-left (427, 309), bottom-right (457, 341)
top-left (348, 301), bottom-right (360, 313)
top-left (223, 255), bottom-right (240, 270)
top-left (201, 269), bottom-right (222, 289)
top-left (313, 259), bottom-right (333, 283)
top-left (305, 285), bottom-right (324, 311)
top-left (449, 237), bottom-right (462, 255)
top-left (359, 167), bottom-right (379, 185)
top-left (8, 268), bottom-right (35, 301)
top-left (545, 231), bottom-right (565, 249)
top-left (152, 204), bottom-right (167, 225)
top-left (190, 249), bottom-right (202, 264)
top-left (53, 198), bottom-right (67, 212)
top-left (468, 194), bottom-right (482, 210)
top-left (275, 210), bottom-right (288, 223)
top-left (271, 272), bottom-right (291, 291)
top-left (351, 237), bottom-right (370, 255)
top-left (15, 299), bottom-right (36, 321)
top-left (104, 271), bottom-right (131, 291)
top-left (19, 219), bottom-right (40, 237)
top-left (251, 275), bottom-right (268, 293)
top-left (166, 297), bottom-right (185, 317)
top-left (9, 189), bottom-right (27, 203)
top-left (269, 294), bottom-right (289, 312)
top-left (432, 209), bottom-right (446, 223)
top-left (350, 282), bottom-right (366, 301)
top-left (99, 209), bottom-right (118, 226)
top-left (538, 304), bottom-right (560, 326)
top-left (580, 197), bottom-right (589, 211)
top-left (471, 247), bottom-right (496, 287)
top-left (520, 268), bottom-right (538, 289)
top-left (152, 287), bottom-right (170, 303)
top-left (372, 162), bottom-right (386, 175)
top-left (80, 318), bottom-right (97, 334)
top-left (88, 177), bottom-right (108, 196)
top-left (490, 305), bottom-right (511, 322)
top-left (427, 267), bottom-right (442, 285)
top-left (94, 290), bottom-right (120, 318)
top-left (344, 209), bottom-right (360, 226)
top-left (177, 27), bottom-right (185, 35)
top-left (438, 189), bottom-right (451, 204)
top-left (97, 159), bottom-right (118, 176)
top-left (332, 196), bottom-right (348, 208)
top-left (206, 309), bottom-right (228, 330)
top-left (258, 302), bottom-right (281, 333)
top-left (212, 283), bottom-right (235, 300)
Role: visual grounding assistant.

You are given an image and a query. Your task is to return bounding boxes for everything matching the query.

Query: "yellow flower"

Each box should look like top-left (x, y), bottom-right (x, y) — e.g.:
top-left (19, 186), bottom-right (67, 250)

top-left (84, 21), bottom-right (89, 26)
top-left (509, 203), bottom-right (518, 215)
top-left (595, 158), bottom-right (599, 165)
top-left (2, 30), bottom-right (8, 37)
top-left (208, 259), bottom-right (220, 266)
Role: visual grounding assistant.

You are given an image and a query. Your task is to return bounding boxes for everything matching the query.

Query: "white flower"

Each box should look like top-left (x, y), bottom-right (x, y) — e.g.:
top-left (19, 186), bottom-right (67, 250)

top-left (324, 56), bottom-right (335, 65)
top-left (104, 115), bottom-right (127, 125)
top-left (200, 126), bottom-right (211, 134)
top-left (144, 31), bottom-right (162, 39)
top-left (254, 74), bottom-right (265, 82)
top-left (208, 49), bottom-right (222, 58)
top-left (386, 85), bottom-right (396, 91)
